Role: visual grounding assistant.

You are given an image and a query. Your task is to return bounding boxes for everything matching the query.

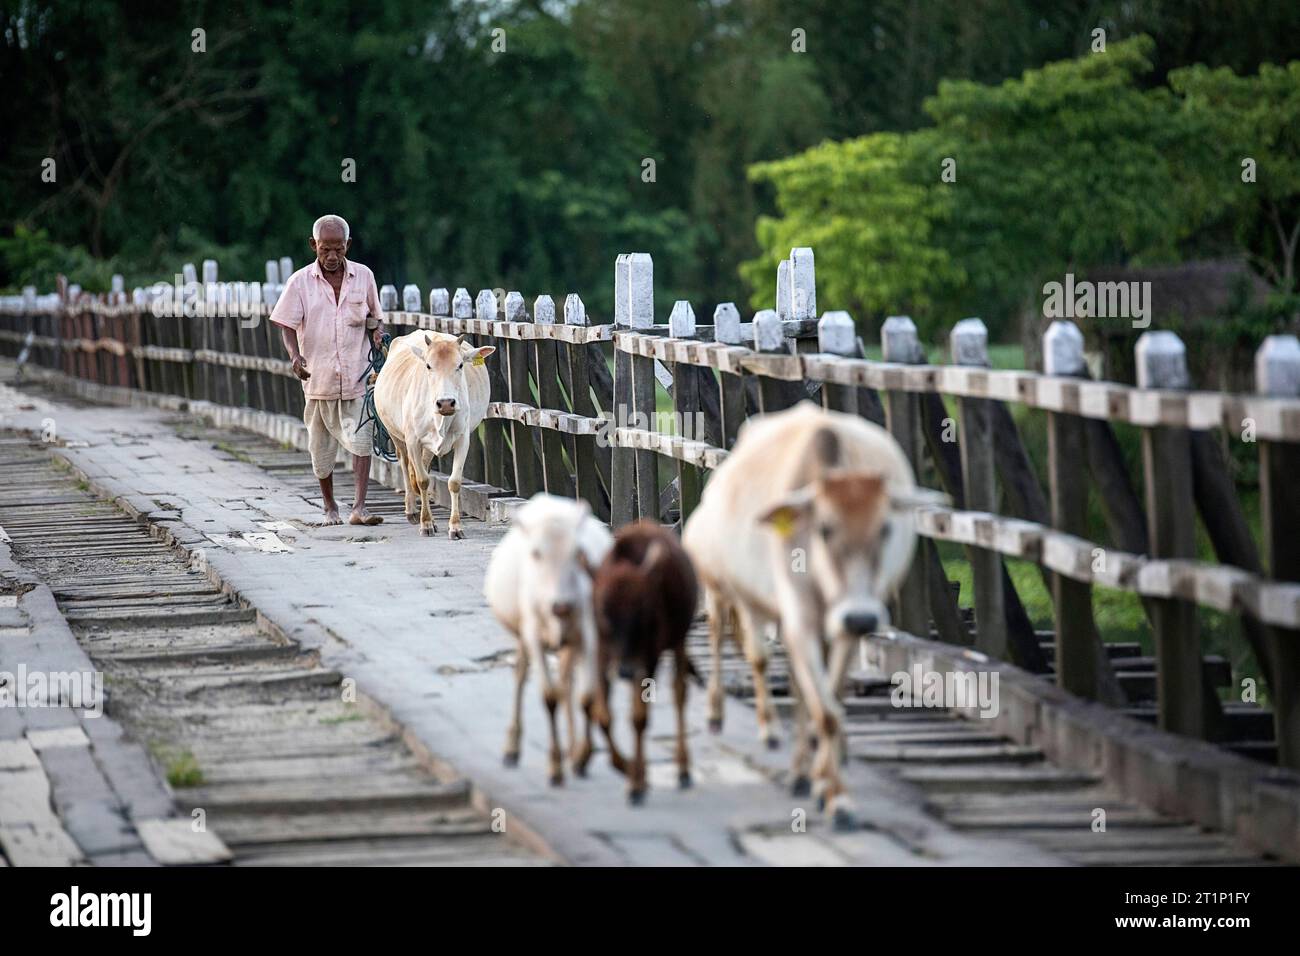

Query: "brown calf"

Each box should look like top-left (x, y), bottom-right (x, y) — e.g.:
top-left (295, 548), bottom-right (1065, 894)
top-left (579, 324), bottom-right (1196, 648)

top-left (592, 520), bottom-right (699, 804)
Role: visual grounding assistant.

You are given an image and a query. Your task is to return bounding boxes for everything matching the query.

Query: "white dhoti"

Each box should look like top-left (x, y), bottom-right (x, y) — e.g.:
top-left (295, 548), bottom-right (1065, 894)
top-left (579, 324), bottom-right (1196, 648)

top-left (304, 397), bottom-right (373, 479)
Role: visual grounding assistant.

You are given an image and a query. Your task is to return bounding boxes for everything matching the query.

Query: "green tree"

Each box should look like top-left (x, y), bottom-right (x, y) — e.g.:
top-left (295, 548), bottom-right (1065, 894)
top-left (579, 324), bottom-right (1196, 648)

top-left (744, 36), bottom-right (1206, 341)
top-left (1170, 61), bottom-right (1300, 293)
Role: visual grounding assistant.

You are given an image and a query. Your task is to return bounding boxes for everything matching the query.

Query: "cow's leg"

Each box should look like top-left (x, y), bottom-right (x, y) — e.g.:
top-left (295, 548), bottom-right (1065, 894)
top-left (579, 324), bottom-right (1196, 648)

top-left (673, 646), bottom-right (691, 788)
top-left (557, 643), bottom-right (582, 776)
top-left (523, 616), bottom-right (564, 785)
top-left (788, 672), bottom-right (814, 797)
top-left (704, 586), bottom-right (726, 734)
top-left (826, 634), bottom-right (855, 770)
top-left (737, 604), bottom-right (780, 749)
top-left (780, 600), bottom-right (852, 829)
top-left (628, 677), bottom-right (649, 804)
top-left (571, 649), bottom-right (596, 777)
top-left (504, 639), bottom-right (528, 767)
top-left (571, 607), bottom-right (599, 776)
top-left (446, 432), bottom-right (470, 540)
top-left (393, 441), bottom-right (415, 523)
top-left (595, 647), bottom-right (628, 775)
top-left (416, 448), bottom-right (436, 537)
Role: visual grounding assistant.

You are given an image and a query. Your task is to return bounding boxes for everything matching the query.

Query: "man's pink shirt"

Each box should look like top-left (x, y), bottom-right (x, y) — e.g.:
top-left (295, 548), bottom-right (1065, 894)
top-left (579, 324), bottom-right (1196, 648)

top-left (269, 259), bottom-right (384, 401)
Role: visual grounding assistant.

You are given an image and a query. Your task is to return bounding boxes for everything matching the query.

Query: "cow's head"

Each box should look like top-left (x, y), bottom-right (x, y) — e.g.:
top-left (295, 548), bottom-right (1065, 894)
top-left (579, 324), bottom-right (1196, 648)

top-left (513, 496), bottom-right (596, 625)
top-left (407, 332), bottom-right (495, 427)
top-left (758, 428), bottom-right (932, 641)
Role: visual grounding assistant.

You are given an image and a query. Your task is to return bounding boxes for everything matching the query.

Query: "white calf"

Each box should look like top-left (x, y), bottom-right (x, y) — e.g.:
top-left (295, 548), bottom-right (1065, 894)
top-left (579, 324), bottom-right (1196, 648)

top-left (484, 494), bottom-right (612, 785)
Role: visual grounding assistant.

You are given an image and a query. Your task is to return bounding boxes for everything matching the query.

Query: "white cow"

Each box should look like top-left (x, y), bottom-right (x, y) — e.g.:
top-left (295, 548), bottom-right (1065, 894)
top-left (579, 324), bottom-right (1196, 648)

top-left (683, 401), bottom-right (934, 828)
top-left (484, 494), bottom-right (613, 785)
top-left (374, 331), bottom-right (494, 539)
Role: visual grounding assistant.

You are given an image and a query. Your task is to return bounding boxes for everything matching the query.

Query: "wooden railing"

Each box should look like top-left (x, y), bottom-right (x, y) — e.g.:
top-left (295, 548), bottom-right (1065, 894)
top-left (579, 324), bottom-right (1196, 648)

top-left (2, 248), bottom-right (1298, 769)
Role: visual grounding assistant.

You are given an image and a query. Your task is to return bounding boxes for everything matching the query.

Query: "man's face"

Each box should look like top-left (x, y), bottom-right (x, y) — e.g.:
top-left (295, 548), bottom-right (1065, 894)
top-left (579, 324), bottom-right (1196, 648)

top-left (309, 224), bottom-right (350, 273)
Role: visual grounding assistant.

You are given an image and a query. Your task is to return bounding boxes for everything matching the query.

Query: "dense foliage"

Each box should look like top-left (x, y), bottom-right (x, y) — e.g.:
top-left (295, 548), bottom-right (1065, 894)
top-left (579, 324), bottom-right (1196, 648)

top-left (3, 1), bottom-right (1299, 327)
top-left (747, 36), bottom-right (1300, 341)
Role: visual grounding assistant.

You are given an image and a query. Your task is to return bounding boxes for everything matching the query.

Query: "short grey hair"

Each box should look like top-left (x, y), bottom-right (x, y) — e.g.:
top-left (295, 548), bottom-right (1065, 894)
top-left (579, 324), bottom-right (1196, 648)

top-left (312, 214), bottom-right (350, 241)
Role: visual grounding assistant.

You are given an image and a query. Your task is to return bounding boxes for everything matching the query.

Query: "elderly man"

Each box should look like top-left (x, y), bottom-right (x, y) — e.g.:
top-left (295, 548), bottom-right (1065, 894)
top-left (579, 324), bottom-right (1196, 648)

top-left (270, 214), bottom-right (386, 526)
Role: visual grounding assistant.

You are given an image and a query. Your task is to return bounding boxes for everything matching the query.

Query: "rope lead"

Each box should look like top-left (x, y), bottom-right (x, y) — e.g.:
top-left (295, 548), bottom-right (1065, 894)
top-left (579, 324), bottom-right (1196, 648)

top-left (356, 331), bottom-right (398, 461)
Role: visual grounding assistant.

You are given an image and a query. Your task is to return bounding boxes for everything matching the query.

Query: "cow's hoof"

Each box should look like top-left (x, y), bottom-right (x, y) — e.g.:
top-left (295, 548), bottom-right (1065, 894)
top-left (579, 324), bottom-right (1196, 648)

top-left (707, 717), bottom-right (723, 734)
top-left (831, 806), bottom-right (858, 832)
top-left (790, 775), bottom-right (812, 798)
top-left (406, 512), bottom-right (419, 525)
top-left (764, 735), bottom-right (780, 751)
top-left (421, 525), bottom-right (436, 538)
top-left (678, 771), bottom-right (692, 790)
top-left (448, 527), bottom-right (464, 541)
top-left (549, 771), bottom-right (564, 787)
top-left (627, 788), bottom-right (646, 806)
top-left (503, 752), bottom-right (519, 768)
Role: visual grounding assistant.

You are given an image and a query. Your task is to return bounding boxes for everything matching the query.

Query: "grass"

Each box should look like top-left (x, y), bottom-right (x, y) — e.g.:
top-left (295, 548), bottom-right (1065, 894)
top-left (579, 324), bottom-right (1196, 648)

top-left (215, 441), bottom-right (251, 463)
top-left (150, 744), bottom-right (204, 788)
top-left (319, 710), bottom-right (363, 726)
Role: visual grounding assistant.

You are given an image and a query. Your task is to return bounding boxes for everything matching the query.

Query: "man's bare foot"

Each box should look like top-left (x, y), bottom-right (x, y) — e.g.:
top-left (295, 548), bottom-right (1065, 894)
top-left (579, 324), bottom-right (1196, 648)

top-left (322, 505), bottom-right (342, 526)
top-left (349, 508), bottom-right (383, 526)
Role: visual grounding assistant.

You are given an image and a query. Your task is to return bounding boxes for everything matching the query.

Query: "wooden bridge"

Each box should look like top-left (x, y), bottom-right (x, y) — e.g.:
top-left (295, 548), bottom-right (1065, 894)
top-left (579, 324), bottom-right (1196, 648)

top-left (1, 248), bottom-right (1298, 866)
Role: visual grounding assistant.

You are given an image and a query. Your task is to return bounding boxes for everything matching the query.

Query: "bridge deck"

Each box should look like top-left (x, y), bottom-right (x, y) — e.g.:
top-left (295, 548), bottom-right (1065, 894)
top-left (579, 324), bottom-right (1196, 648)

top-left (0, 370), bottom-right (1275, 866)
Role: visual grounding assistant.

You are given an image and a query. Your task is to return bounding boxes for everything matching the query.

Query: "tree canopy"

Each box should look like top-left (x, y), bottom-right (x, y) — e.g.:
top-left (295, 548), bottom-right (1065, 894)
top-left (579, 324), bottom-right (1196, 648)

top-left (746, 35), bottom-right (1300, 340)
top-left (3, 1), bottom-right (1299, 328)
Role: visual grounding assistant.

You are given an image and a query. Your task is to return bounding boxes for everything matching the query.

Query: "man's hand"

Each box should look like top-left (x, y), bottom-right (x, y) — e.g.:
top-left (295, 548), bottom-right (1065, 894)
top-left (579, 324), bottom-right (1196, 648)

top-left (291, 355), bottom-right (311, 380)
top-left (371, 325), bottom-right (386, 350)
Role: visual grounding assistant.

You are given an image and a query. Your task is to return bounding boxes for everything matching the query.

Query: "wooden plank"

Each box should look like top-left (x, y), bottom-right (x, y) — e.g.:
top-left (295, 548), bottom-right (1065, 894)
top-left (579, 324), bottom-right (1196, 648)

top-left (563, 296), bottom-right (608, 519)
top-left (668, 302), bottom-right (702, 525)
top-left (951, 321), bottom-right (1008, 660)
top-left (1137, 333), bottom-right (1207, 739)
top-left (1042, 322), bottom-right (1114, 703)
top-left (529, 296), bottom-right (575, 497)
top-left (630, 351), bottom-right (659, 520)
top-left (1257, 335), bottom-right (1300, 769)
top-left (879, 317), bottom-right (929, 639)
top-left (503, 301), bottom-right (541, 499)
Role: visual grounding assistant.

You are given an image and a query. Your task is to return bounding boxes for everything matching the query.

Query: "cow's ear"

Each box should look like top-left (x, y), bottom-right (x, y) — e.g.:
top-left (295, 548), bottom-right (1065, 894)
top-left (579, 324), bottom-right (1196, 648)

top-left (759, 487), bottom-right (814, 539)
top-left (409, 342), bottom-right (425, 360)
top-left (471, 346), bottom-right (496, 367)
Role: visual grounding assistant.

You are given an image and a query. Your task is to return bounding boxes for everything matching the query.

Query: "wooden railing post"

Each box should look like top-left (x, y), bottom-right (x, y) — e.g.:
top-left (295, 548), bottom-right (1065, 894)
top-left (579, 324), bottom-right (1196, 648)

top-left (951, 317), bottom-right (1008, 659)
top-left (531, 294), bottom-right (575, 497)
top-left (669, 300), bottom-right (702, 525)
top-left (1136, 330), bottom-right (1205, 738)
top-left (1043, 320), bottom-right (1106, 700)
top-left (817, 311), bottom-right (857, 415)
top-left (564, 294), bottom-right (609, 520)
top-left (1256, 334), bottom-right (1300, 768)
top-left (627, 253), bottom-right (658, 522)
top-left (879, 316), bottom-right (929, 639)
top-left (714, 302), bottom-right (747, 448)
top-left (610, 254), bottom-right (636, 527)
top-left (497, 289), bottom-right (541, 498)
top-left (754, 309), bottom-right (802, 412)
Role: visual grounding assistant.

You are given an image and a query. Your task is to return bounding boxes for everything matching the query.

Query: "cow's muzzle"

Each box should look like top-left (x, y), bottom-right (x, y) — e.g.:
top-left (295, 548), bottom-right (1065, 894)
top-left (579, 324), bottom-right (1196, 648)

top-left (435, 397), bottom-right (457, 416)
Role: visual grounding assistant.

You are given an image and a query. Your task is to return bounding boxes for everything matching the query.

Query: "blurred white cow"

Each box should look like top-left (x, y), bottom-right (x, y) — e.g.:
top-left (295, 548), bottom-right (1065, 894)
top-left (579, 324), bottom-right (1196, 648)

top-left (484, 494), bottom-right (613, 785)
top-left (683, 401), bottom-right (938, 829)
top-left (374, 331), bottom-right (494, 539)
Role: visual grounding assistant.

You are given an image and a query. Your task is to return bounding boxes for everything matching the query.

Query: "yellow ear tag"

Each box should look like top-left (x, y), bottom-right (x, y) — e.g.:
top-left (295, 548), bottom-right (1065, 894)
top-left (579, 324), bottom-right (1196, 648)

top-left (769, 508), bottom-right (796, 539)
top-left (472, 354), bottom-right (486, 367)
